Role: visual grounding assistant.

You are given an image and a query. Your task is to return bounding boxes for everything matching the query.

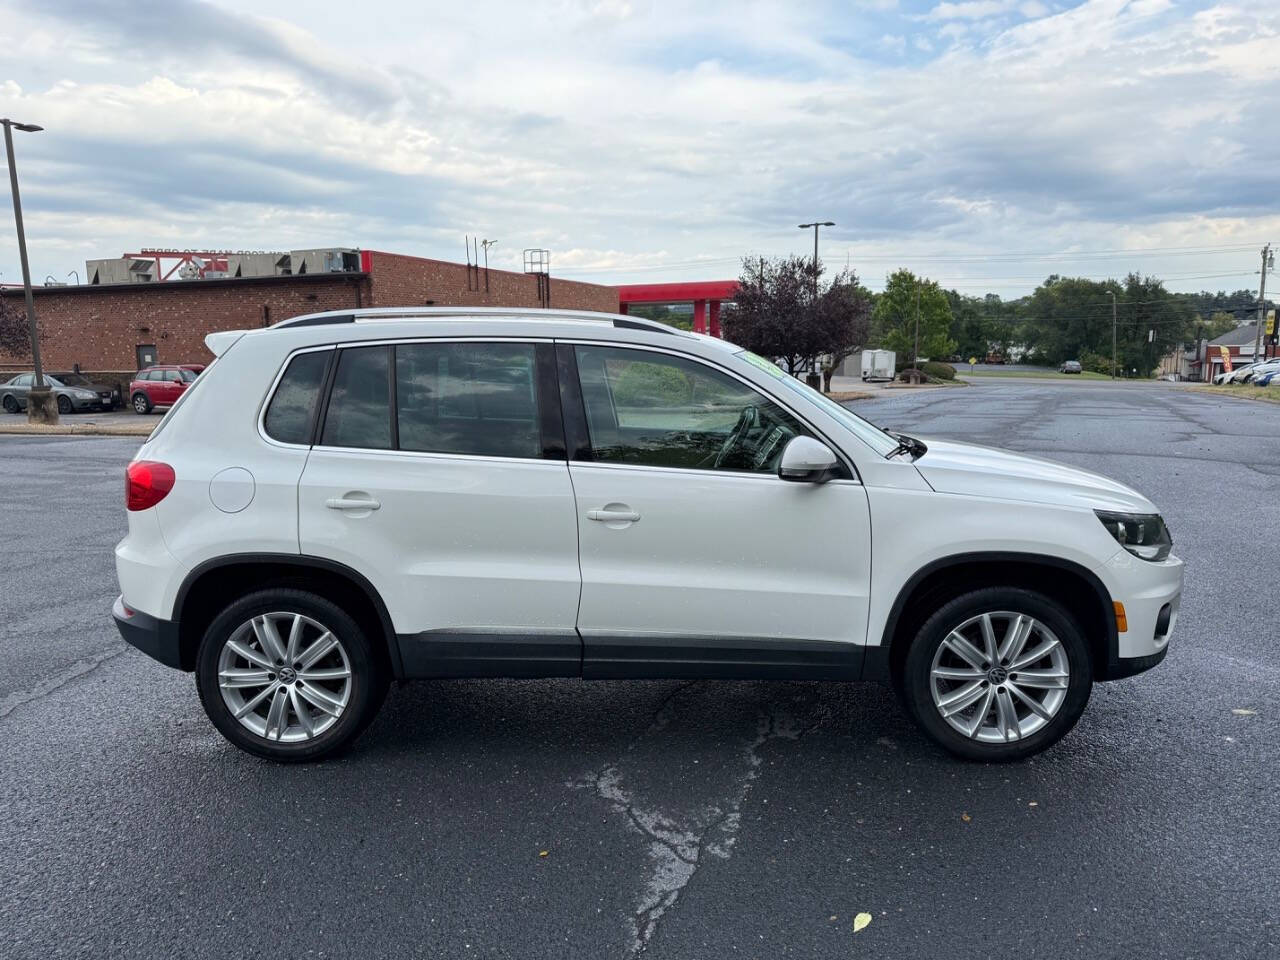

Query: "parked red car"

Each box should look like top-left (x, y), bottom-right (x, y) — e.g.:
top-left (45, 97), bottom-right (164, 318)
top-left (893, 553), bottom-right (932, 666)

top-left (128, 364), bottom-right (204, 414)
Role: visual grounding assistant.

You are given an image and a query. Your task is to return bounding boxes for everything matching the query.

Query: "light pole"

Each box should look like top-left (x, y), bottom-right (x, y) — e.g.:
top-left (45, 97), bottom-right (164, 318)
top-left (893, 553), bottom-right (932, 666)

top-left (797, 221), bottom-right (834, 306)
top-left (2, 117), bottom-right (53, 423)
top-left (798, 221), bottom-right (833, 383)
top-left (1107, 290), bottom-right (1117, 380)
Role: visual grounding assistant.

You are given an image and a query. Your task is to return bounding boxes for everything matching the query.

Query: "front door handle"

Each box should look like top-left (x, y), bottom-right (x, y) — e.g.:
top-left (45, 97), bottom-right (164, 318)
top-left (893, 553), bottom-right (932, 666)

top-left (587, 507), bottom-right (640, 522)
top-left (326, 496), bottom-right (381, 511)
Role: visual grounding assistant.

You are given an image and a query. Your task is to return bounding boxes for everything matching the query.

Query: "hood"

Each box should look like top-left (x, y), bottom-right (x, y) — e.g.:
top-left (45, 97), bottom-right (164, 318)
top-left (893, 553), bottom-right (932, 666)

top-left (913, 438), bottom-right (1158, 513)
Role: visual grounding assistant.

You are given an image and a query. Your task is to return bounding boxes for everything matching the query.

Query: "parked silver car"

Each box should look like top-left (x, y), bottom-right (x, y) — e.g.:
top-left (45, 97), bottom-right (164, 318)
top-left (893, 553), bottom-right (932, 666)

top-left (1, 373), bottom-right (116, 414)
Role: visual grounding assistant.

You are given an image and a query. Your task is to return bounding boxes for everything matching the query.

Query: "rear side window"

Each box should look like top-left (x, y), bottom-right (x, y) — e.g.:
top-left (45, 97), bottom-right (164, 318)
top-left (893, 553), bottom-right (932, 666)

top-left (264, 350), bottom-right (331, 445)
top-left (395, 342), bottom-right (540, 458)
top-left (321, 346), bottom-right (391, 449)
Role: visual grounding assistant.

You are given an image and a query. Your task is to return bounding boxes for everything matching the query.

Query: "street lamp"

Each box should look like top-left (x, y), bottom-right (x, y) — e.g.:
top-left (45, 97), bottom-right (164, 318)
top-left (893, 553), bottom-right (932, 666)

top-left (2, 118), bottom-right (53, 424)
top-left (798, 222), bottom-right (834, 385)
top-left (797, 221), bottom-right (834, 306)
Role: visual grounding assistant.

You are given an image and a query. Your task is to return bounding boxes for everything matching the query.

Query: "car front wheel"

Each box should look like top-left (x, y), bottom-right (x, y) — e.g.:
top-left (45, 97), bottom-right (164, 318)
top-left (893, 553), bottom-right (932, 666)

top-left (195, 589), bottom-right (389, 762)
top-left (901, 587), bottom-right (1093, 761)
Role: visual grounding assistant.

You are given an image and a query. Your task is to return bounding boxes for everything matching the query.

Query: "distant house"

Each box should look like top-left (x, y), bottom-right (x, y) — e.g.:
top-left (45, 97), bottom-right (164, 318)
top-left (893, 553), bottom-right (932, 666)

top-left (1205, 323), bottom-right (1267, 380)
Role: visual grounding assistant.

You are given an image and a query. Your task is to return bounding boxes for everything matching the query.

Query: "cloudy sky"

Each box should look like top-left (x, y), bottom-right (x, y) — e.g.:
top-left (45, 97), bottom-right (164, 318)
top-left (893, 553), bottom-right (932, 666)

top-left (1, 0), bottom-right (1277, 298)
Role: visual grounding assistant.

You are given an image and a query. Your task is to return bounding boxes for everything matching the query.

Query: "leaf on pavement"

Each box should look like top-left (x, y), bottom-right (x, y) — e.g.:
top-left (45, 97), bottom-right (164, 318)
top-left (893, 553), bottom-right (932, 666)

top-left (853, 913), bottom-right (872, 933)
top-left (961, 812), bottom-right (972, 822)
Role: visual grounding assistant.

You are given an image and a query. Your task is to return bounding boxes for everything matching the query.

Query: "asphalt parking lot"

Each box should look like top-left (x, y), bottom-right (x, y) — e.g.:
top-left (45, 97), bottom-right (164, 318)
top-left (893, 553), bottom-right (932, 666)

top-left (2, 381), bottom-right (1277, 960)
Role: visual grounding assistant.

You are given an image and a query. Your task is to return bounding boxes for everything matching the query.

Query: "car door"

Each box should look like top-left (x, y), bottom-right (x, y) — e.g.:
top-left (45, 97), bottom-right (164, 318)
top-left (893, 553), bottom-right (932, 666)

top-left (563, 342), bottom-right (873, 679)
top-left (161, 369), bottom-right (185, 404)
top-left (9, 374), bottom-right (32, 404)
top-left (297, 339), bottom-right (582, 677)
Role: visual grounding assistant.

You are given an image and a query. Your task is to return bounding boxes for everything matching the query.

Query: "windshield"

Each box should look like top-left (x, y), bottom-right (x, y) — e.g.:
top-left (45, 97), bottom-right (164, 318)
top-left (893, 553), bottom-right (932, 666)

top-left (53, 373), bottom-right (91, 386)
top-left (737, 351), bottom-right (899, 457)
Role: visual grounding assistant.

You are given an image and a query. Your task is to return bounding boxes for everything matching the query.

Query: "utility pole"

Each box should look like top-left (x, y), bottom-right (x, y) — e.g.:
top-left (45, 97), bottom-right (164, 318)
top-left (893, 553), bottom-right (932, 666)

top-left (1253, 243), bottom-right (1273, 364)
top-left (1108, 290), bottom-right (1117, 380)
top-left (914, 280), bottom-right (921, 371)
top-left (2, 117), bottom-right (54, 424)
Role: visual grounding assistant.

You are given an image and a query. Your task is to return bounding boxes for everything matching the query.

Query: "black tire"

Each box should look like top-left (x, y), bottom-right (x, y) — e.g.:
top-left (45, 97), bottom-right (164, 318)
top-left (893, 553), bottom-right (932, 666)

top-left (1, 394), bottom-right (16, 413)
top-left (131, 392), bottom-right (152, 415)
top-left (195, 588), bottom-right (389, 762)
top-left (900, 587), bottom-right (1093, 762)
top-left (57, 394), bottom-right (73, 415)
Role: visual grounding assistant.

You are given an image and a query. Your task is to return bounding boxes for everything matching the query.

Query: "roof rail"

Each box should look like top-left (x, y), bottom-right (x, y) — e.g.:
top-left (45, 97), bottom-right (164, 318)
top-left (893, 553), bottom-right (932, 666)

top-left (270, 305), bottom-right (685, 336)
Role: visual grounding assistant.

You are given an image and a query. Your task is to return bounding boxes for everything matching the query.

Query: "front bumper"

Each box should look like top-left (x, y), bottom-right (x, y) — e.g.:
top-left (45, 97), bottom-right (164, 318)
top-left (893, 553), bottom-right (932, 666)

top-left (1096, 549), bottom-right (1183, 680)
top-left (113, 595), bottom-right (185, 670)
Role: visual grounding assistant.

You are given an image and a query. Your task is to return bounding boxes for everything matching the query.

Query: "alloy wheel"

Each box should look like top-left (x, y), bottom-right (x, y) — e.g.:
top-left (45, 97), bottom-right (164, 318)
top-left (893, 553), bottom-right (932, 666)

top-left (217, 612), bottom-right (353, 743)
top-left (929, 610), bottom-right (1069, 743)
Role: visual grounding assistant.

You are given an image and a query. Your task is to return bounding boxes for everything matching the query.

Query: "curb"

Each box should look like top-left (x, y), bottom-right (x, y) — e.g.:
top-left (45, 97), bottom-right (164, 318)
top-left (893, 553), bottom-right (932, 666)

top-left (0, 422), bottom-right (154, 437)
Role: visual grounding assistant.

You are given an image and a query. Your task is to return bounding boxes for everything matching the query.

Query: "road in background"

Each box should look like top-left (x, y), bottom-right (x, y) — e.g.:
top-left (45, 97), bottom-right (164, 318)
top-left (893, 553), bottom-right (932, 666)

top-left (2, 383), bottom-right (1278, 960)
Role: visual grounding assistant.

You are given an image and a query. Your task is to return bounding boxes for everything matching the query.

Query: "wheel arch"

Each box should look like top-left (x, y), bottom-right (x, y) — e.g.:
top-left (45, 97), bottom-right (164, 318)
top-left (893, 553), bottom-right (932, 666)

top-left (865, 551), bottom-right (1118, 686)
top-left (171, 554), bottom-right (403, 678)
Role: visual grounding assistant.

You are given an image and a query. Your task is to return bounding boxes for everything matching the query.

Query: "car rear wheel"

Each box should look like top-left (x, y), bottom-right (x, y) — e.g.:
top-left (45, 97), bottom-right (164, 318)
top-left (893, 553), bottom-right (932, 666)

top-left (1, 395), bottom-right (16, 413)
top-left (131, 392), bottom-right (152, 414)
top-left (900, 587), bottom-right (1092, 762)
top-left (195, 589), bottom-right (389, 762)
top-left (57, 394), bottom-right (73, 415)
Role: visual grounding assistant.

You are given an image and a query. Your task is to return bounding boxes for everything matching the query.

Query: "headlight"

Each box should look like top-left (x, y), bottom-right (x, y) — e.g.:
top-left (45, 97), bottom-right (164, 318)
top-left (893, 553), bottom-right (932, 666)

top-left (76, 389), bottom-right (96, 398)
top-left (1095, 510), bottom-right (1172, 562)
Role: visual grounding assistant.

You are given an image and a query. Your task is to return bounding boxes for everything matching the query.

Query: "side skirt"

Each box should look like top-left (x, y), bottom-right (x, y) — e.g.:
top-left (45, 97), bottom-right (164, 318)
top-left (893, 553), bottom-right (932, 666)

top-left (396, 631), bottom-right (869, 681)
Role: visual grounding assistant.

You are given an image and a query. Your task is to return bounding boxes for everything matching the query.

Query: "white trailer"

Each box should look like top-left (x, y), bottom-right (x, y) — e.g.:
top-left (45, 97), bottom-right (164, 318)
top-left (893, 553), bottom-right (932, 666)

top-left (860, 349), bottom-right (896, 381)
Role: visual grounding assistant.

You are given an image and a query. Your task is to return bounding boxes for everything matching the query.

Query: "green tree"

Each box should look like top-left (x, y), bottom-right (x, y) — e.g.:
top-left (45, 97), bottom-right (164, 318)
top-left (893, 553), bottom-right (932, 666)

top-left (872, 270), bottom-right (956, 363)
top-left (1017, 274), bottom-right (1196, 376)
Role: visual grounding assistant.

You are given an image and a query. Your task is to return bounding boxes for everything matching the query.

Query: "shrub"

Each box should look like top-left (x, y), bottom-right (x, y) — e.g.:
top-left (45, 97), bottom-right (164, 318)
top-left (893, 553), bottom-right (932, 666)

top-left (1079, 352), bottom-right (1113, 375)
top-left (921, 361), bottom-right (956, 380)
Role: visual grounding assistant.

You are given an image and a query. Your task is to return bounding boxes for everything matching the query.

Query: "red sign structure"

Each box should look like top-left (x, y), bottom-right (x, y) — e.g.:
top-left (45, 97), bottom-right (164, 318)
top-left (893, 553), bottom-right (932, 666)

top-left (616, 280), bottom-right (738, 337)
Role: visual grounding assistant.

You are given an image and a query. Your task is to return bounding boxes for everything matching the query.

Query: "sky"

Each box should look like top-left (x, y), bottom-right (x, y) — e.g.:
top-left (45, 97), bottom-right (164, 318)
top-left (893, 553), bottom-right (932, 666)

top-left (0, 0), bottom-right (1277, 299)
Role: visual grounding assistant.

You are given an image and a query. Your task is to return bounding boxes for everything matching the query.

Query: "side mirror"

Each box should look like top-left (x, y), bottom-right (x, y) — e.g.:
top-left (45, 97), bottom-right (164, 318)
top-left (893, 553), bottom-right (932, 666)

top-left (778, 436), bottom-right (840, 483)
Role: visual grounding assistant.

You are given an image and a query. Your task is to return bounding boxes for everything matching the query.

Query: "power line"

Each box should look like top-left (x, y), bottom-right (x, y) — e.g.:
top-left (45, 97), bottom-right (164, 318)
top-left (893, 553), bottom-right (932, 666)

top-left (552, 240), bottom-right (1263, 275)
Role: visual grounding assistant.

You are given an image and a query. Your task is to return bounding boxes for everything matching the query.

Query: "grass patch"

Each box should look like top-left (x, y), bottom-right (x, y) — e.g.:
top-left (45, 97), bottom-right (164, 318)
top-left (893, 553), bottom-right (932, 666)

top-left (826, 390), bottom-right (874, 401)
top-left (962, 369), bottom-right (1112, 380)
top-left (1189, 384), bottom-right (1280, 404)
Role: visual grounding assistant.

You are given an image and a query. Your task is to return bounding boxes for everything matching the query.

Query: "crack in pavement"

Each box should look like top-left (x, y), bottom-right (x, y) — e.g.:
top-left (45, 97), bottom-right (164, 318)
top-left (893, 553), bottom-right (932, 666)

top-left (571, 686), bottom-right (820, 957)
top-left (0, 647), bottom-right (125, 720)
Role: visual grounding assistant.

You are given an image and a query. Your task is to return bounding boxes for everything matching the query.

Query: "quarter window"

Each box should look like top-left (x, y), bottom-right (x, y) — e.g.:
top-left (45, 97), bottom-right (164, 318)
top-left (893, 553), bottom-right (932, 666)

top-left (321, 346), bottom-right (391, 450)
top-left (574, 345), bottom-right (809, 473)
top-left (264, 350), bottom-right (332, 445)
top-left (395, 342), bottom-right (541, 459)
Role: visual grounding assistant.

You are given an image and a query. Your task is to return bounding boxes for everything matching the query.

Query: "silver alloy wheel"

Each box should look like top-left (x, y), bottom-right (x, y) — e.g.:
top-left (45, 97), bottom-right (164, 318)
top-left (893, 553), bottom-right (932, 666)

top-left (929, 610), bottom-right (1069, 743)
top-left (217, 612), bottom-right (353, 743)
top-left (133, 394), bottom-right (148, 414)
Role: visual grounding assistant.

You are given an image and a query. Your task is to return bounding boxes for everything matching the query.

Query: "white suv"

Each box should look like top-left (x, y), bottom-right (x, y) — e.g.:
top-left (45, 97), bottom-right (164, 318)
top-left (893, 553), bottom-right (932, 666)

top-left (113, 308), bottom-right (1183, 762)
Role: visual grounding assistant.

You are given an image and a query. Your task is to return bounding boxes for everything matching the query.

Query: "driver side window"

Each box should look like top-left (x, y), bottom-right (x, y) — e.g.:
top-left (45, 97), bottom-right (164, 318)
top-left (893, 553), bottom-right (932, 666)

top-left (574, 345), bottom-right (809, 473)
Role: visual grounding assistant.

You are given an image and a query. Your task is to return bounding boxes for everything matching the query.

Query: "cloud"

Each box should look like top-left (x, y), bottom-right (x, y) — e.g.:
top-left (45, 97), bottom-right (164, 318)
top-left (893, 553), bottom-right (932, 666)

top-left (924, 0), bottom-right (1011, 22)
top-left (1, 0), bottom-right (1278, 298)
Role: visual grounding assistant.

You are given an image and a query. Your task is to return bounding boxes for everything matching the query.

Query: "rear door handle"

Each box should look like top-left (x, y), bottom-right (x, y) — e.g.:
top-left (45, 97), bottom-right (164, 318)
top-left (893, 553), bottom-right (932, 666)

top-left (587, 507), bottom-right (640, 522)
top-left (326, 496), bottom-right (381, 511)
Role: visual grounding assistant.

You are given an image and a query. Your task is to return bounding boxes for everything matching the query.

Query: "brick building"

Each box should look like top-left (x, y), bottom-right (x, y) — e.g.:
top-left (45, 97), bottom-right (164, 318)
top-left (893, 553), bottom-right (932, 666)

top-left (0, 249), bottom-right (619, 381)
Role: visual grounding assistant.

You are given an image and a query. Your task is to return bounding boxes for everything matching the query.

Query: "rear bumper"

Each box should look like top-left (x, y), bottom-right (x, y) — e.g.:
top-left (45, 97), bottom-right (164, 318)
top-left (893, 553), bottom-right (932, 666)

top-left (113, 595), bottom-right (186, 670)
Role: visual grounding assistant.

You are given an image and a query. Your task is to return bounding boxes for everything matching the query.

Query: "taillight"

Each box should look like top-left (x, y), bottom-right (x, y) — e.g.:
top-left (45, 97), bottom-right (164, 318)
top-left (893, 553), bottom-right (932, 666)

top-left (126, 460), bottom-right (176, 511)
